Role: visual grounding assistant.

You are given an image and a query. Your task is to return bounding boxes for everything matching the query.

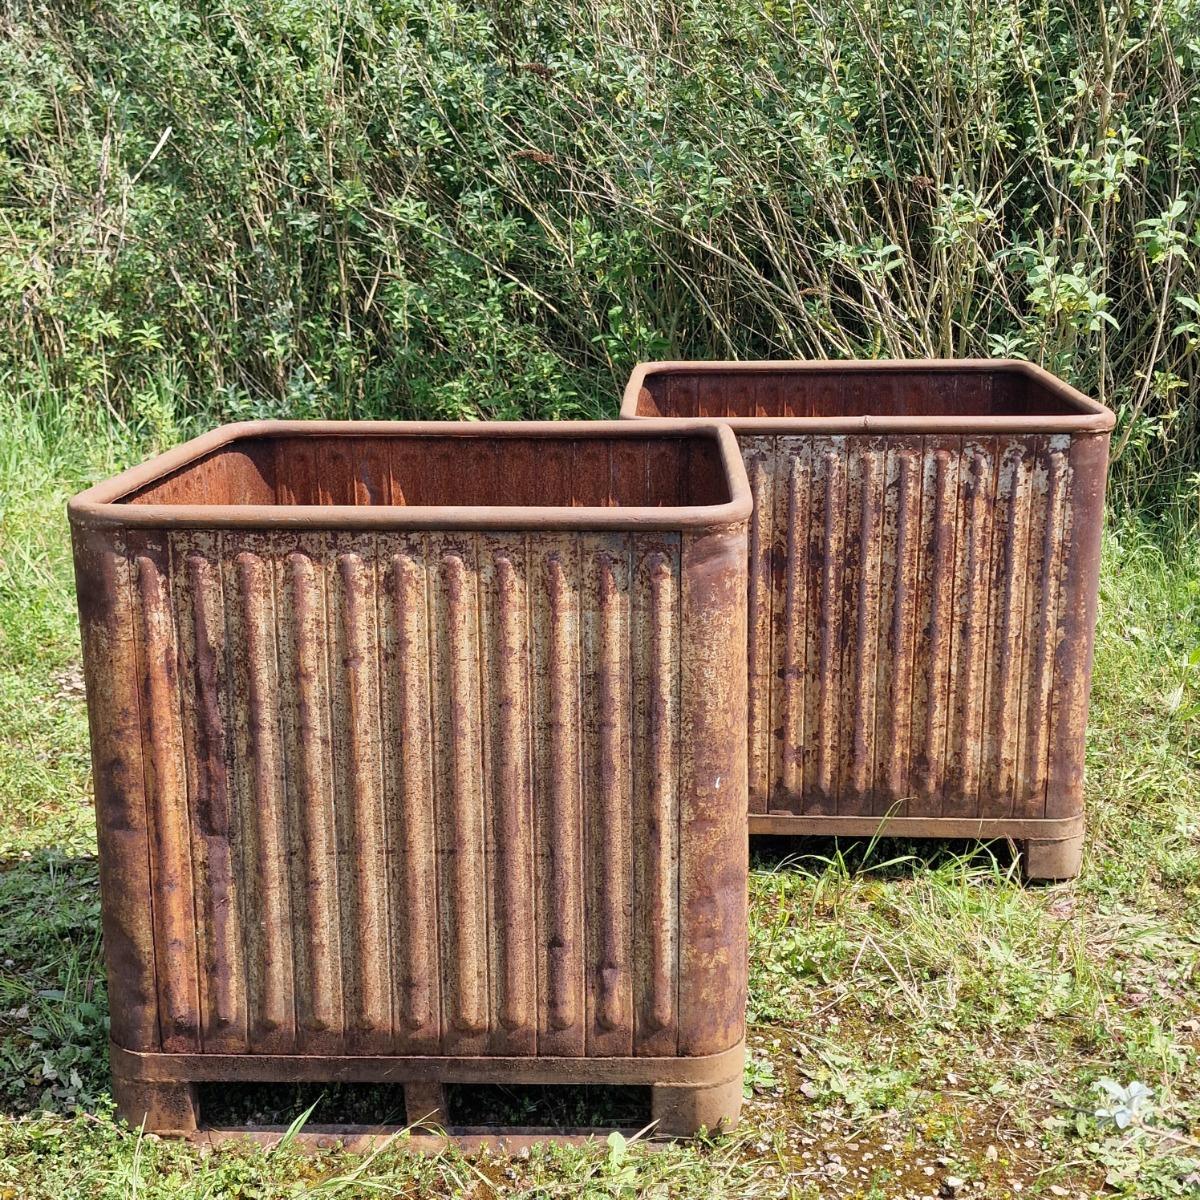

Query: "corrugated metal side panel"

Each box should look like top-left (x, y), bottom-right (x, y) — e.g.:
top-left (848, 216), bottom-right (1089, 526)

top-left (95, 529), bottom-right (723, 1059)
top-left (1047, 433), bottom-right (1110, 817)
top-left (755, 433), bottom-right (1090, 822)
top-left (73, 528), bottom-right (161, 1053)
top-left (742, 438), bottom-right (775, 814)
top-left (678, 525), bottom-right (748, 1056)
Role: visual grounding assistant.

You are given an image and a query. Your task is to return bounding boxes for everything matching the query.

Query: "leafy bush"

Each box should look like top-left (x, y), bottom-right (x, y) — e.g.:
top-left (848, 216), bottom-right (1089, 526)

top-left (2, 0), bottom-right (1199, 517)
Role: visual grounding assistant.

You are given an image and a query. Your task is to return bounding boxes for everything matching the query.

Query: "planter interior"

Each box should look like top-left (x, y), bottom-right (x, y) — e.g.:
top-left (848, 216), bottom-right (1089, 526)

top-left (622, 361), bottom-right (1114, 880)
top-left (626, 360), bottom-right (1105, 422)
top-left (71, 421), bottom-right (749, 1138)
top-left (116, 427), bottom-right (731, 510)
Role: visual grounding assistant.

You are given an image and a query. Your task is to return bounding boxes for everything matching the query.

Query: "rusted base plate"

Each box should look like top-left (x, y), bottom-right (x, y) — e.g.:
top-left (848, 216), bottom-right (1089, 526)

top-left (747, 813), bottom-right (1085, 881)
top-left (110, 1042), bottom-right (745, 1145)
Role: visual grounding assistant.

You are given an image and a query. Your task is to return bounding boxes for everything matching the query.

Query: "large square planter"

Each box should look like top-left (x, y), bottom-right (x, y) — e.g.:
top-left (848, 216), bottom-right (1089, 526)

top-left (622, 361), bottom-right (1113, 880)
top-left (70, 420), bottom-right (750, 1139)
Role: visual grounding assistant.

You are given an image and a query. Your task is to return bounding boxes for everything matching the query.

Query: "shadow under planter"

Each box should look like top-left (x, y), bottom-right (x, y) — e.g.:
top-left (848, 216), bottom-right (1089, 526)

top-left (69, 419), bottom-right (751, 1142)
top-left (621, 360), bottom-right (1114, 881)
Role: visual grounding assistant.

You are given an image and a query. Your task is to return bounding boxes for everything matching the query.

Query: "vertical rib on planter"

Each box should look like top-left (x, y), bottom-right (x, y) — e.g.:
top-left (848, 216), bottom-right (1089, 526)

top-left (429, 533), bottom-right (489, 1057)
top-left (532, 535), bottom-right (585, 1058)
top-left (128, 530), bottom-right (201, 1052)
top-left (480, 537), bottom-right (536, 1056)
top-left (275, 534), bottom-right (342, 1054)
top-left (225, 535), bottom-right (295, 1053)
top-left (622, 361), bottom-right (1113, 880)
top-left (381, 537), bottom-right (441, 1055)
top-left (71, 420), bottom-right (749, 1140)
top-left (583, 537), bottom-right (633, 1058)
top-left (174, 532), bottom-right (247, 1053)
top-left (632, 538), bottom-right (681, 1057)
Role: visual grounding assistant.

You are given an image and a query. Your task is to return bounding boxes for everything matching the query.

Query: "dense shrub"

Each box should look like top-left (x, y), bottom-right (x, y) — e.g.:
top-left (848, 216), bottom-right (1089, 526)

top-left (2, 0), bottom-right (1198, 516)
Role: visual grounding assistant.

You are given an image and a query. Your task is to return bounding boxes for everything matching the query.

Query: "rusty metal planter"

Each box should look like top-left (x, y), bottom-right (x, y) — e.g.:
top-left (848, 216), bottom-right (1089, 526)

top-left (69, 419), bottom-right (750, 1139)
top-left (621, 361), bottom-right (1113, 880)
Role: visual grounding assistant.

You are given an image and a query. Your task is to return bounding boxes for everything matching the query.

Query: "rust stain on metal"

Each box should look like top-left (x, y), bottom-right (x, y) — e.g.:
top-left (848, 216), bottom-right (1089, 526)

top-left (72, 421), bottom-right (750, 1136)
top-left (623, 361), bottom-right (1112, 880)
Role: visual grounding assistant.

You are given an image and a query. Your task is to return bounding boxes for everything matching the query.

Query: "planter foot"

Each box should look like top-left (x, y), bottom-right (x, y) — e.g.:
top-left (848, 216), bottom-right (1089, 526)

top-left (113, 1076), bottom-right (198, 1134)
top-left (404, 1082), bottom-right (448, 1131)
top-left (651, 1077), bottom-right (742, 1136)
top-left (1022, 832), bottom-right (1083, 882)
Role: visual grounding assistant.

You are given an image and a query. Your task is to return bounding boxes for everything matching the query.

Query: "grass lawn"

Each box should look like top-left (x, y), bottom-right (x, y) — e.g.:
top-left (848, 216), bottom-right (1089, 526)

top-left (1, 402), bottom-right (1197, 1198)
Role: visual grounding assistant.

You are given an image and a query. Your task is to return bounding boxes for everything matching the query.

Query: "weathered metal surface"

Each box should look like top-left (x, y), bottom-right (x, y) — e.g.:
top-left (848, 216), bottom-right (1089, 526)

top-left (678, 525), bottom-right (748, 1057)
top-left (71, 422), bottom-right (750, 1136)
top-left (621, 362), bottom-right (1112, 875)
top-left (73, 529), bottom-right (160, 1052)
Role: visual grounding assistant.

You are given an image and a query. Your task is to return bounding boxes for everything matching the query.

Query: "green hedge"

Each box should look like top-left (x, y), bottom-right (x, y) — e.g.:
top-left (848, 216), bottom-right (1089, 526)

top-left (3, 0), bottom-right (1199, 515)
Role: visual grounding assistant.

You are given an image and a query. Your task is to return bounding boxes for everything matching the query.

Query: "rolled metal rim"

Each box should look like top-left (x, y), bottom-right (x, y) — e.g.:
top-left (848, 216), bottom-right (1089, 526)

top-left (68, 419), bottom-right (753, 532)
top-left (619, 358), bottom-right (1116, 434)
